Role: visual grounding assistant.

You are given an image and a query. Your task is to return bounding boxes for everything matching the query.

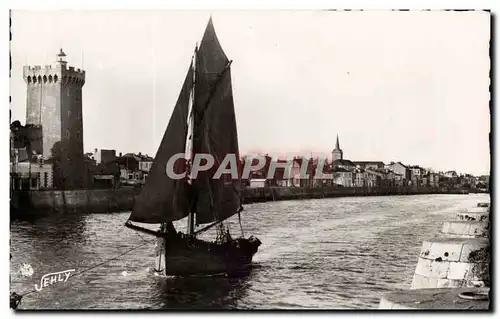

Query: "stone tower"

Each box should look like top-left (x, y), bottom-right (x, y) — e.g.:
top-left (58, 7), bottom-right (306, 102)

top-left (332, 134), bottom-right (343, 162)
top-left (23, 49), bottom-right (87, 189)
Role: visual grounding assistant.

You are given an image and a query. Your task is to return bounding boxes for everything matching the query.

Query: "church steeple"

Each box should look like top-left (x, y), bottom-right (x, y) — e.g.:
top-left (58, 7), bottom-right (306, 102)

top-left (335, 134), bottom-right (340, 150)
top-left (332, 134), bottom-right (343, 161)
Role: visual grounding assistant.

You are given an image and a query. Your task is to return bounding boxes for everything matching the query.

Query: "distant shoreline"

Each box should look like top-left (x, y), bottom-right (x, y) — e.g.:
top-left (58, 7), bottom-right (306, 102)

top-left (10, 186), bottom-right (488, 219)
top-left (240, 186), bottom-right (481, 204)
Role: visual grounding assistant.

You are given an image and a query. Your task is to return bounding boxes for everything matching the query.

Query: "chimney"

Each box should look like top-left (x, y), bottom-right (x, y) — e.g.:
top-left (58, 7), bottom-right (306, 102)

top-left (119, 152), bottom-right (122, 157)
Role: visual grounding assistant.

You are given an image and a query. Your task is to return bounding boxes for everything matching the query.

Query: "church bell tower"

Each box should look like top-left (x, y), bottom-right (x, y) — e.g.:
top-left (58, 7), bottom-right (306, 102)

top-left (332, 134), bottom-right (343, 162)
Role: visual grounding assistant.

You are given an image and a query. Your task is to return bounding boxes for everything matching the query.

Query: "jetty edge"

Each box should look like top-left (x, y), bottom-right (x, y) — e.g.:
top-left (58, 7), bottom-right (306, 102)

top-left (379, 201), bottom-right (490, 310)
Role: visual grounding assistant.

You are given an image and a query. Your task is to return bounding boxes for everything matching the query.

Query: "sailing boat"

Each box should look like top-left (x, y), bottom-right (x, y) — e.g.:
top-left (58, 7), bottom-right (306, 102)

top-left (125, 18), bottom-right (261, 277)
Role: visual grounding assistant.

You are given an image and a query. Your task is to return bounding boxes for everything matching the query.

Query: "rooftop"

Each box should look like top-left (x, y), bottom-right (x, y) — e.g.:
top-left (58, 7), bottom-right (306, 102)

top-left (332, 159), bottom-right (355, 166)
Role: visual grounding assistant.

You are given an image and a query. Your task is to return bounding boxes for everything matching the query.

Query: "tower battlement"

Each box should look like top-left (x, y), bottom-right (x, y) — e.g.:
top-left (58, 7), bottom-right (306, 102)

top-left (23, 64), bottom-right (85, 86)
top-left (23, 50), bottom-right (85, 86)
top-left (23, 65), bottom-right (56, 80)
top-left (24, 65), bottom-right (54, 71)
top-left (61, 65), bottom-right (85, 85)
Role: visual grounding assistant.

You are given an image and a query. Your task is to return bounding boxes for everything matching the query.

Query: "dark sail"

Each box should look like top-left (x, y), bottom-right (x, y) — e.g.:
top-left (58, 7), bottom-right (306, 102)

top-left (128, 63), bottom-right (194, 224)
top-left (192, 18), bottom-right (242, 224)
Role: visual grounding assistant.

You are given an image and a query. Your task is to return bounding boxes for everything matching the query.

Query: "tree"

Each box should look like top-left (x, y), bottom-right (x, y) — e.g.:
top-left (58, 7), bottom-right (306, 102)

top-left (48, 141), bottom-right (64, 189)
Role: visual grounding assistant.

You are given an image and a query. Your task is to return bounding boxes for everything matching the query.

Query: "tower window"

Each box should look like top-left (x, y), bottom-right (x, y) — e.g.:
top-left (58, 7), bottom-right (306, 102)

top-left (65, 129), bottom-right (70, 139)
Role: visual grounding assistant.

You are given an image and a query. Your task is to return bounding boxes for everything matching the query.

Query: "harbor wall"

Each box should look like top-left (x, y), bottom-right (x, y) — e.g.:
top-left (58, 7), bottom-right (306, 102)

top-left (240, 186), bottom-right (456, 204)
top-left (11, 185), bottom-right (467, 216)
top-left (11, 187), bottom-right (140, 216)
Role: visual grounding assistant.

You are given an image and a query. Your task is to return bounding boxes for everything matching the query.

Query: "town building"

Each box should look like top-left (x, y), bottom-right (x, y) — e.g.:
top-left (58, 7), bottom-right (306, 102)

top-left (92, 148), bottom-right (117, 165)
top-left (364, 168), bottom-right (385, 187)
top-left (312, 158), bottom-right (333, 187)
top-left (10, 120), bottom-right (54, 190)
top-left (249, 178), bottom-right (266, 188)
top-left (409, 165), bottom-right (426, 187)
top-left (289, 157), bottom-right (316, 187)
top-left (385, 161), bottom-right (410, 184)
top-left (444, 170), bottom-right (458, 178)
top-left (138, 154), bottom-right (154, 182)
top-left (116, 152), bottom-right (154, 184)
top-left (10, 153), bottom-right (54, 190)
top-left (272, 167), bottom-right (289, 187)
top-left (353, 161), bottom-right (385, 170)
top-left (333, 167), bottom-right (353, 187)
top-left (332, 159), bottom-right (356, 170)
top-left (427, 172), bottom-right (440, 188)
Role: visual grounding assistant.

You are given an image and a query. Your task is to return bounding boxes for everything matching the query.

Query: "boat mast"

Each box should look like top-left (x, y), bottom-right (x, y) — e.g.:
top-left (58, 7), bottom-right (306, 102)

top-left (186, 44), bottom-right (198, 235)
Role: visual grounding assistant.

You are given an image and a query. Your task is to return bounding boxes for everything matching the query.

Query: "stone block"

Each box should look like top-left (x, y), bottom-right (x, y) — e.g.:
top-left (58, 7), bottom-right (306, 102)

top-left (414, 257), bottom-right (450, 279)
top-left (418, 241), bottom-right (433, 258)
top-left (448, 262), bottom-right (474, 280)
top-left (467, 207), bottom-right (489, 214)
top-left (411, 273), bottom-right (439, 289)
top-left (420, 240), bottom-right (462, 262)
top-left (442, 221), bottom-right (488, 238)
top-left (436, 278), bottom-right (466, 288)
top-left (442, 221), bottom-right (470, 236)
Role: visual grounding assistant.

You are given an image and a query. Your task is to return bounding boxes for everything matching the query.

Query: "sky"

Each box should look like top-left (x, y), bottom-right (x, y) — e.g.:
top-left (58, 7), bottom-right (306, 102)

top-left (10, 10), bottom-right (491, 175)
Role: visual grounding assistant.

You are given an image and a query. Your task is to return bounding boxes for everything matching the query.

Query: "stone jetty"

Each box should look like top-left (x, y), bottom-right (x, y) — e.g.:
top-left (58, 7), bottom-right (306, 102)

top-left (379, 287), bottom-right (489, 309)
top-left (379, 200), bottom-right (490, 310)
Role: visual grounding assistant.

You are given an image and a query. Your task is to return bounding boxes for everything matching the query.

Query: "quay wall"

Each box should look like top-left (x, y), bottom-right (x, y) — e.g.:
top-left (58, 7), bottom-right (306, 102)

top-left (11, 186), bottom-right (466, 216)
top-left (240, 186), bottom-right (456, 204)
top-left (11, 187), bottom-right (140, 216)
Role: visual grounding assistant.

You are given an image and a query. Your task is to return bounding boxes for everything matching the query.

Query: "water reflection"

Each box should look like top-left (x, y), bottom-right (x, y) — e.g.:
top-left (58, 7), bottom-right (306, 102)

top-left (154, 274), bottom-right (251, 309)
top-left (12, 214), bottom-right (88, 245)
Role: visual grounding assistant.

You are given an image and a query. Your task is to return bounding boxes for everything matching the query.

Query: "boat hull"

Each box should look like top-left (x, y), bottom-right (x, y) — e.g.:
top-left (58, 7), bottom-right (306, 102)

top-left (155, 234), bottom-right (261, 277)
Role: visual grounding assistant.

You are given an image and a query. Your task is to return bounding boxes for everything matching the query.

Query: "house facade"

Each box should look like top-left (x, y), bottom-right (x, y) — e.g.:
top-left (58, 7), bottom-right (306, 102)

top-left (353, 161), bottom-right (385, 171)
top-left (409, 165), bottom-right (426, 187)
top-left (386, 161), bottom-right (410, 184)
top-left (11, 160), bottom-right (54, 190)
top-left (333, 167), bottom-right (353, 187)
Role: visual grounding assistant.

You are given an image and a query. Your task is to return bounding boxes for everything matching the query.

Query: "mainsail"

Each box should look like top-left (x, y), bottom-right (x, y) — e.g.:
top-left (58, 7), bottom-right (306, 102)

top-left (127, 63), bottom-right (194, 224)
top-left (191, 18), bottom-right (242, 224)
top-left (127, 18), bottom-right (242, 227)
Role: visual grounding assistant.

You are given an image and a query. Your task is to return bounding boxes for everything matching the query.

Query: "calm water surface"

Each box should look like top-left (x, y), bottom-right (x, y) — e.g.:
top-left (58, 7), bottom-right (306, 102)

top-left (10, 194), bottom-right (488, 309)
